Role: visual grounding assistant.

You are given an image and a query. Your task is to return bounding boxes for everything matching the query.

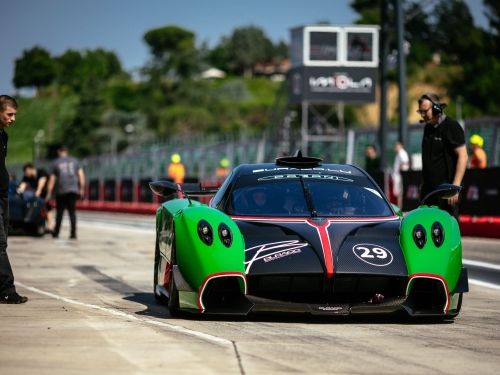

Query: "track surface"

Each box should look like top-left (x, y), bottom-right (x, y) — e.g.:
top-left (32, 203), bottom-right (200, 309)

top-left (1, 212), bottom-right (499, 375)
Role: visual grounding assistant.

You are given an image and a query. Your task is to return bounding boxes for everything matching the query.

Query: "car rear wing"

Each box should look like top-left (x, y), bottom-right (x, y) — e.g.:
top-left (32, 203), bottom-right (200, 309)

top-left (149, 180), bottom-right (219, 199)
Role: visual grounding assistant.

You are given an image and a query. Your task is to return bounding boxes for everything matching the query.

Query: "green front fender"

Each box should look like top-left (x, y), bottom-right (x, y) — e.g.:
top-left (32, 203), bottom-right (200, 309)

top-left (400, 206), bottom-right (462, 291)
top-left (174, 202), bottom-right (246, 292)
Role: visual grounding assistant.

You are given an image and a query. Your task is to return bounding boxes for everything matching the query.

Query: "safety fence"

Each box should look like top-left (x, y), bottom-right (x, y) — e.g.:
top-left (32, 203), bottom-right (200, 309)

top-left (77, 117), bottom-right (500, 183)
top-left (76, 165), bottom-right (500, 238)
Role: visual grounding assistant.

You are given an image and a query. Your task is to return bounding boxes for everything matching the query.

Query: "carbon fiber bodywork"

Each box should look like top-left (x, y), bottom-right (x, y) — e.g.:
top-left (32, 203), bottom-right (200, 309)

top-left (151, 157), bottom-right (467, 318)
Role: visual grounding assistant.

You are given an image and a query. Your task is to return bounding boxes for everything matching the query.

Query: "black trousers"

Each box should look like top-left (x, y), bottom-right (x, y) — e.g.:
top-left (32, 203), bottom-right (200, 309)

top-left (0, 197), bottom-right (16, 295)
top-left (54, 193), bottom-right (79, 237)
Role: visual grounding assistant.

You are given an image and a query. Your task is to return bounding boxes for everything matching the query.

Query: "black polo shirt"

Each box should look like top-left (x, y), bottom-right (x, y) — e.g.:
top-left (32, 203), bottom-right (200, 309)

top-left (0, 130), bottom-right (8, 197)
top-left (421, 116), bottom-right (465, 196)
top-left (21, 168), bottom-right (49, 196)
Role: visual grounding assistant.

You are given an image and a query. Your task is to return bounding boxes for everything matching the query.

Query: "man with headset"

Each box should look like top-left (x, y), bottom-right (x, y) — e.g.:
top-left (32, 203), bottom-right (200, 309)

top-left (417, 93), bottom-right (468, 218)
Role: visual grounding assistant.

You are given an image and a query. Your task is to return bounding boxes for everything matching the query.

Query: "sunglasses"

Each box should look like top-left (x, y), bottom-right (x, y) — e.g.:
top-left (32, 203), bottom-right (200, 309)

top-left (416, 107), bottom-right (432, 115)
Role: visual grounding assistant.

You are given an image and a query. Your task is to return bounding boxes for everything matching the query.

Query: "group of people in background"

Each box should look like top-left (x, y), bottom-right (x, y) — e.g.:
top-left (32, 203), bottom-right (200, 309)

top-left (1, 94), bottom-right (86, 305)
top-left (16, 146), bottom-right (85, 239)
top-left (166, 153), bottom-right (230, 185)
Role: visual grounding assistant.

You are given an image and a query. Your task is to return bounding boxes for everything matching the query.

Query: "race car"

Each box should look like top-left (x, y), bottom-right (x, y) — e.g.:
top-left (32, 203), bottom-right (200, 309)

top-left (150, 151), bottom-right (468, 318)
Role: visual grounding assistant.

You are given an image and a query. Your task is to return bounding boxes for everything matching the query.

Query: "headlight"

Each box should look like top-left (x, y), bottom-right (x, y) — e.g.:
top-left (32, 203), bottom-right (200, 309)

top-left (197, 220), bottom-right (213, 245)
top-left (218, 223), bottom-right (232, 247)
top-left (431, 222), bottom-right (444, 247)
top-left (413, 224), bottom-right (426, 249)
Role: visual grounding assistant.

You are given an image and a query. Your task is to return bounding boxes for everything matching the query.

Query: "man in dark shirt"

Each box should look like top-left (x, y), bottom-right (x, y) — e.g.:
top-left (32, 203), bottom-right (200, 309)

top-left (18, 162), bottom-right (49, 197)
top-left (417, 93), bottom-right (468, 217)
top-left (47, 145), bottom-right (85, 239)
top-left (364, 144), bottom-right (383, 187)
top-left (18, 163), bottom-right (53, 231)
top-left (0, 95), bottom-right (28, 303)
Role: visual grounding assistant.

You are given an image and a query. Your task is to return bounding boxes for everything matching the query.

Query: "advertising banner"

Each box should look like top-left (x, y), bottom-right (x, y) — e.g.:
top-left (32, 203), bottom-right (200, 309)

top-left (289, 66), bottom-right (377, 103)
top-left (401, 167), bottom-right (500, 215)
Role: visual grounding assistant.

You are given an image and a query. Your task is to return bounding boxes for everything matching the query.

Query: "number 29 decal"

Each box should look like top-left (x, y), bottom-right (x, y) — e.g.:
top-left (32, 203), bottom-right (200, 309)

top-left (352, 244), bottom-right (393, 266)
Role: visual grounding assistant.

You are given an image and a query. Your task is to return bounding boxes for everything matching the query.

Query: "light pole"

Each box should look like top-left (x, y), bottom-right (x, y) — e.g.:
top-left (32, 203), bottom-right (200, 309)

top-left (124, 123), bottom-right (135, 151)
top-left (32, 129), bottom-right (45, 162)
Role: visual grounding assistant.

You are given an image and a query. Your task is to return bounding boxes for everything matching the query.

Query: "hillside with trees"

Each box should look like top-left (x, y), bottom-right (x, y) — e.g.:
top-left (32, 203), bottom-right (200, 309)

top-left (7, 0), bottom-right (500, 163)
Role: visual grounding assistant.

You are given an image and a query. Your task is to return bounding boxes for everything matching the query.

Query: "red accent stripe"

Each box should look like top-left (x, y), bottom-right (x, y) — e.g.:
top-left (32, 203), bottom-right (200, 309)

top-left (231, 215), bottom-right (399, 222)
top-left (311, 221), bottom-right (334, 278)
top-left (176, 184), bottom-right (183, 199)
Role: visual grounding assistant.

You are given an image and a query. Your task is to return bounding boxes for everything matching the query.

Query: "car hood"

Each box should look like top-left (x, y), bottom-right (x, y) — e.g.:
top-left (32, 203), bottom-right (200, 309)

top-left (232, 216), bottom-right (407, 278)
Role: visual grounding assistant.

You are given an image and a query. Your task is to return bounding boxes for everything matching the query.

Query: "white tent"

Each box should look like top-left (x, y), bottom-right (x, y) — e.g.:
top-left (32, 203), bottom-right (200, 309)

top-left (200, 67), bottom-right (226, 79)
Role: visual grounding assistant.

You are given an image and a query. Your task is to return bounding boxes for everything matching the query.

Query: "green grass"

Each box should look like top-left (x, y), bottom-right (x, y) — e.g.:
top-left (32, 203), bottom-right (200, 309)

top-left (6, 93), bottom-right (78, 165)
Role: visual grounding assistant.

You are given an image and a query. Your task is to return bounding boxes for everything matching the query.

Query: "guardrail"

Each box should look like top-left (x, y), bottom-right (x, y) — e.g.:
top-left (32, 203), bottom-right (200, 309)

top-left (76, 170), bottom-right (500, 239)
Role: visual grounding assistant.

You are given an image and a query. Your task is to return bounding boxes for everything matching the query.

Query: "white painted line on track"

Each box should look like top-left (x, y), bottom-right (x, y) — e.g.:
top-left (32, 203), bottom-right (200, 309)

top-left (463, 259), bottom-right (500, 271)
top-left (79, 221), bottom-right (153, 233)
top-left (468, 279), bottom-right (500, 291)
top-left (16, 282), bottom-right (232, 347)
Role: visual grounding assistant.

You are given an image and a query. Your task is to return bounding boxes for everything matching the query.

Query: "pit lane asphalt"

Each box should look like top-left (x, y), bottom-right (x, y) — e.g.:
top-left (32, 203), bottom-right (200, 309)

top-left (1, 211), bottom-right (499, 375)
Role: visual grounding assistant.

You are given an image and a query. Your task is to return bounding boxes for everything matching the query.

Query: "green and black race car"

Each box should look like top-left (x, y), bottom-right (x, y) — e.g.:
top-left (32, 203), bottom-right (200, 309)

top-left (150, 152), bottom-right (468, 318)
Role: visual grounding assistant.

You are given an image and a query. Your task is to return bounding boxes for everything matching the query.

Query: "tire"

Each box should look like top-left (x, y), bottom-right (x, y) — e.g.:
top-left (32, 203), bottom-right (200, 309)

top-left (153, 235), bottom-right (167, 303)
top-left (167, 242), bottom-right (180, 316)
top-left (28, 220), bottom-right (46, 237)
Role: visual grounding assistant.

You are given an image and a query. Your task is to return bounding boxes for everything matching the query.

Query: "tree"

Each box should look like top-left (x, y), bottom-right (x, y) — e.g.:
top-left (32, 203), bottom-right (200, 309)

top-left (403, 2), bottom-right (434, 70)
top-left (431, 0), bottom-right (483, 63)
top-left (484, 0), bottom-right (500, 54)
top-left (207, 41), bottom-right (232, 72)
top-left (13, 46), bottom-right (56, 90)
top-left (55, 49), bottom-right (83, 88)
top-left (143, 25), bottom-right (199, 79)
top-left (225, 26), bottom-right (274, 76)
top-left (350, 0), bottom-right (381, 25)
top-left (80, 49), bottom-right (122, 81)
top-left (273, 40), bottom-right (289, 60)
top-left (60, 81), bottom-right (103, 157)
top-left (56, 48), bottom-right (123, 91)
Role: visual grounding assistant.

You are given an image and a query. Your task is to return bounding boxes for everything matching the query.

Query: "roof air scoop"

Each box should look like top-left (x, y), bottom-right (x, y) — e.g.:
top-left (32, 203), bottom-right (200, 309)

top-left (276, 150), bottom-right (322, 168)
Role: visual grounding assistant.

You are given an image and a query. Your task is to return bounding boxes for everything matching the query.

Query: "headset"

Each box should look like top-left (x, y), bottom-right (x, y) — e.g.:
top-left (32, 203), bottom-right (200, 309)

top-left (419, 93), bottom-right (444, 116)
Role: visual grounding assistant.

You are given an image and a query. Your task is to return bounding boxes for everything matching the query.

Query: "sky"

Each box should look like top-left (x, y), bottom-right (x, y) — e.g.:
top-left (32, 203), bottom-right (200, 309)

top-left (0, 0), bottom-right (488, 94)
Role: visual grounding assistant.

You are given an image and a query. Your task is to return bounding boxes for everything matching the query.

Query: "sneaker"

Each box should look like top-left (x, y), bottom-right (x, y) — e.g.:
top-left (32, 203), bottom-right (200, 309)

top-left (0, 292), bottom-right (28, 304)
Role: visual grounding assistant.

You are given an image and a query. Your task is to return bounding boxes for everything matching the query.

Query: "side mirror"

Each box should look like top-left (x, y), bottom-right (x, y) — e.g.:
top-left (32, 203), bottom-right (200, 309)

top-left (421, 183), bottom-right (462, 206)
top-left (149, 180), bottom-right (179, 198)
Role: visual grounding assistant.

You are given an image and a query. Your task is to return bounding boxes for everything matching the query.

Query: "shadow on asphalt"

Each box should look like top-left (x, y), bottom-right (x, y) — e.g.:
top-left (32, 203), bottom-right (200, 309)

top-left (123, 292), bottom-right (456, 325)
top-left (72, 266), bottom-right (457, 325)
top-left (123, 292), bottom-right (171, 319)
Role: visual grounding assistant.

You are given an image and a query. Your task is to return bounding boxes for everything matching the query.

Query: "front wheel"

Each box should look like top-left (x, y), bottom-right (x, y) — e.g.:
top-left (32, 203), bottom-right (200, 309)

top-left (167, 244), bottom-right (180, 316)
top-left (153, 237), bottom-right (167, 303)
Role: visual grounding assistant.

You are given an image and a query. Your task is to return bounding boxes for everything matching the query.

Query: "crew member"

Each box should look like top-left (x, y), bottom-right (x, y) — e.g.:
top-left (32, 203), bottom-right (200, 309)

top-left (167, 153), bottom-right (185, 184)
top-left (469, 134), bottom-right (487, 169)
top-left (417, 93), bottom-right (468, 217)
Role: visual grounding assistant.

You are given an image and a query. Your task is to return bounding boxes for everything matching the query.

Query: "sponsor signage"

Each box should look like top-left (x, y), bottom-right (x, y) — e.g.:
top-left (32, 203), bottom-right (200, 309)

top-left (289, 66), bottom-right (377, 103)
top-left (401, 167), bottom-right (500, 215)
top-left (289, 25), bottom-right (379, 104)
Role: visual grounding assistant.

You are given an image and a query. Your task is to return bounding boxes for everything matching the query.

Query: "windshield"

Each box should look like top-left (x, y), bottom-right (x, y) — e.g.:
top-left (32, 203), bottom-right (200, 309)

top-left (227, 173), bottom-right (392, 217)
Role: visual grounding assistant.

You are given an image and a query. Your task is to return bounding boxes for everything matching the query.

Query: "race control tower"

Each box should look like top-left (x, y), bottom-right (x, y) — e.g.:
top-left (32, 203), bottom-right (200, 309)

top-left (289, 25), bottom-right (379, 153)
